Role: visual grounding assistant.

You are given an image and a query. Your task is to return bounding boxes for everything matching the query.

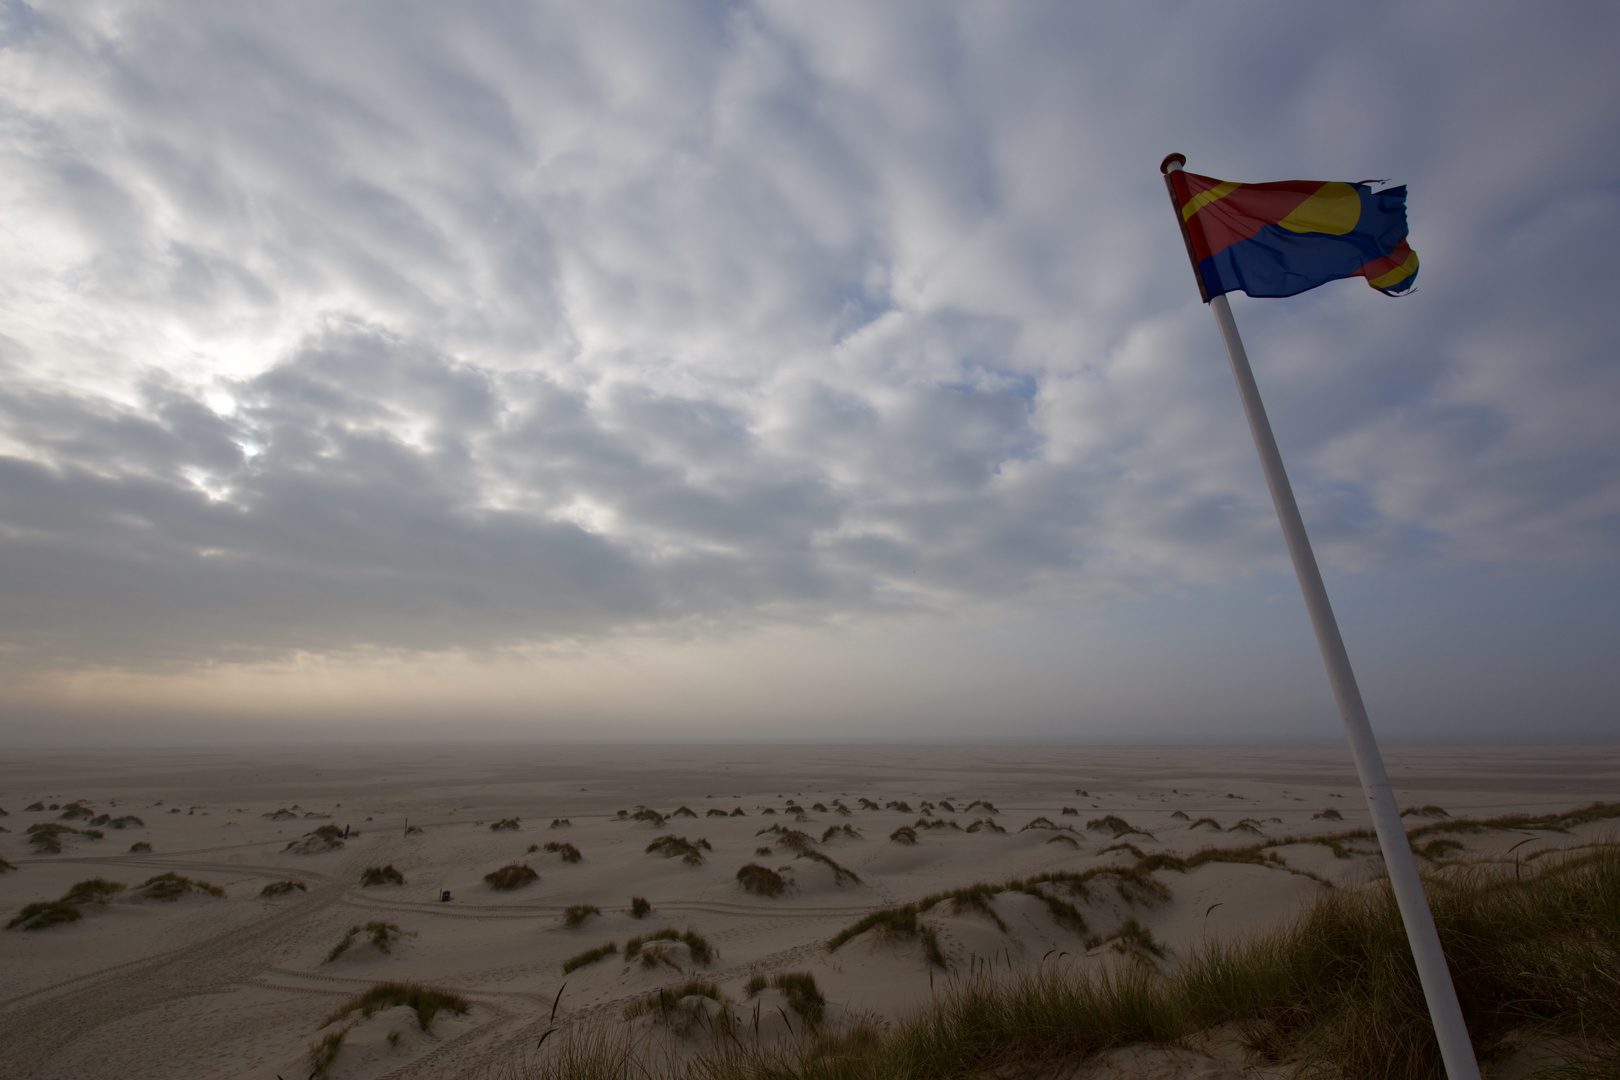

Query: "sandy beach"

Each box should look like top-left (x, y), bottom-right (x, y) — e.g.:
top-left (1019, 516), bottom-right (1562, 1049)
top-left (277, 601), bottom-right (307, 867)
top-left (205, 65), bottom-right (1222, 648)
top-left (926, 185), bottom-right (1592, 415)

top-left (1, 743), bottom-right (1616, 1080)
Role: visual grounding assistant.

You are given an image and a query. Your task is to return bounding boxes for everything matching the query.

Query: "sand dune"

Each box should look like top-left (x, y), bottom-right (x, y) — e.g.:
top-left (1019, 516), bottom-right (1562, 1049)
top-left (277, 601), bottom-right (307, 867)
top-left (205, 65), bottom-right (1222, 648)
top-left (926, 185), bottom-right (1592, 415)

top-left (1, 744), bottom-right (1615, 1079)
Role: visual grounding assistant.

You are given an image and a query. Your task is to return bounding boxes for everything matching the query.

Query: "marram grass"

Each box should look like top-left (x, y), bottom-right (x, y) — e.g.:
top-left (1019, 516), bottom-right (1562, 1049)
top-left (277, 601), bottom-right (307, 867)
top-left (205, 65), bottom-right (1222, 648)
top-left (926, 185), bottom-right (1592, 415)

top-left (501, 839), bottom-right (1620, 1080)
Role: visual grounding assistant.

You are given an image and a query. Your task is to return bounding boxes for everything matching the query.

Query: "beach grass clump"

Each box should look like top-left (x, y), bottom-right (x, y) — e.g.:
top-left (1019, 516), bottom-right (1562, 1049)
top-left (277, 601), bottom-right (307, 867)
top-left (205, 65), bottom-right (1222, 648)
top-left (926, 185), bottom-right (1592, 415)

top-left (562, 942), bottom-right (618, 973)
top-left (966, 817), bottom-right (1006, 834)
top-left (797, 848), bottom-right (862, 885)
top-left (550, 818), bottom-right (571, 828)
top-left (328, 920), bottom-right (416, 961)
top-left (821, 824), bottom-right (861, 842)
top-left (1019, 816), bottom-right (1075, 834)
top-left (7, 900), bottom-right (84, 930)
top-left (1104, 916), bottom-right (1166, 959)
top-left (1401, 804), bottom-right (1449, 818)
top-left (563, 904), bottom-right (601, 927)
top-left (543, 841), bottom-right (582, 863)
top-left (260, 880), bottom-right (307, 897)
top-left (858, 798), bottom-right (880, 810)
top-left (490, 818), bottom-right (521, 831)
top-left (730, 807), bottom-right (746, 817)
top-left (485, 863), bottom-right (540, 891)
top-left (646, 835), bottom-right (711, 866)
top-left (529, 841), bottom-right (1620, 1080)
top-left (322, 981), bottom-right (470, 1033)
top-left (965, 799), bottom-right (999, 814)
top-left (736, 864), bottom-right (785, 897)
top-left (630, 896), bottom-right (652, 918)
top-left (885, 800), bottom-right (912, 813)
top-left (306, 1026), bottom-right (350, 1078)
top-left (63, 878), bottom-right (125, 905)
top-left (706, 808), bottom-right (730, 817)
top-left (139, 872), bottom-right (225, 900)
top-left (889, 825), bottom-right (918, 845)
top-left (631, 808), bottom-right (667, 827)
top-left (0, 857), bottom-right (17, 873)
top-left (672, 806), bottom-right (698, 818)
top-left (624, 927), bottom-right (715, 966)
top-left (1416, 839), bottom-right (1466, 861)
top-left (1086, 815), bottom-right (1155, 838)
top-left (622, 980), bottom-right (731, 1035)
top-left (1314, 808), bottom-right (1344, 821)
top-left (744, 971), bottom-right (827, 1029)
top-left (756, 825), bottom-right (815, 854)
top-left (360, 865), bottom-right (406, 887)
top-left (128, 841), bottom-right (153, 853)
top-left (25, 822), bottom-right (78, 853)
top-left (286, 824), bottom-right (345, 853)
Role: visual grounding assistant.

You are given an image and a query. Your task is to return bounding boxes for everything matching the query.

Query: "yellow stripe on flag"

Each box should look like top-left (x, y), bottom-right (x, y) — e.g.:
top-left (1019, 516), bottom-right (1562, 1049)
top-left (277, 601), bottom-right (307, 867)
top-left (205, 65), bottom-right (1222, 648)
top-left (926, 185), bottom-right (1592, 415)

top-left (1181, 180), bottom-right (1242, 221)
top-left (1368, 249), bottom-right (1420, 291)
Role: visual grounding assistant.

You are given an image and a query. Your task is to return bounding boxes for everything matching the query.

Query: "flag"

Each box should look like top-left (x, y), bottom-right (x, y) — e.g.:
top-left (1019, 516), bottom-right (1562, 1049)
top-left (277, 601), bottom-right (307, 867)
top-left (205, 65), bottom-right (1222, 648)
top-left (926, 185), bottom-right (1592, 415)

top-left (1166, 169), bottom-right (1418, 301)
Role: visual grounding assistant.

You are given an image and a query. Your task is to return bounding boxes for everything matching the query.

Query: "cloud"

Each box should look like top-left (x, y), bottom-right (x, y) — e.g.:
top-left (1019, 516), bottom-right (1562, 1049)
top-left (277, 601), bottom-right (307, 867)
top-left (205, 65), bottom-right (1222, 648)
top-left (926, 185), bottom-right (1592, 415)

top-left (0, 1), bottom-right (1616, 684)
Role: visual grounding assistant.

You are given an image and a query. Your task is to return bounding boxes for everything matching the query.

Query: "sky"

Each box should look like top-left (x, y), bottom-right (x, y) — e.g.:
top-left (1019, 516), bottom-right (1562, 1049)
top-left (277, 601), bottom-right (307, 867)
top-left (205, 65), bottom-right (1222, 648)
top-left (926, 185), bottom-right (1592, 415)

top-left (1, 2), bottom-right (1617, 746)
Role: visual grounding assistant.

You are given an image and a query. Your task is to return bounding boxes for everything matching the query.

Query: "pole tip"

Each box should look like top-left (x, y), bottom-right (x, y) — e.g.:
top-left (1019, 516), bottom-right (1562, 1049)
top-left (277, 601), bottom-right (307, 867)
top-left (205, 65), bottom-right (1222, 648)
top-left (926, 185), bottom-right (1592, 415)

top-left (1159, 152), bottom-right (1186, 174)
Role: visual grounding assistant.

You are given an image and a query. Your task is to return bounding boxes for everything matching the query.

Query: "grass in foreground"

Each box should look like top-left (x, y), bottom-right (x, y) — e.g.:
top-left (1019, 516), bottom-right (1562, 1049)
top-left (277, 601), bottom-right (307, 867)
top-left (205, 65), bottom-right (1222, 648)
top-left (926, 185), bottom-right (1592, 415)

top-left (508, 840), bottom-right (1620, 1080)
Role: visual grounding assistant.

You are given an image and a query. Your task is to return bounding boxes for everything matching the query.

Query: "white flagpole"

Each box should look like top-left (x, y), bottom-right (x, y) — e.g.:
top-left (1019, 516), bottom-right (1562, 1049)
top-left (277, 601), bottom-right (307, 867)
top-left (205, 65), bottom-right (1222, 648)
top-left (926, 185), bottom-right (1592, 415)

top-left (1162, 155), bottom-right (1480, 1080)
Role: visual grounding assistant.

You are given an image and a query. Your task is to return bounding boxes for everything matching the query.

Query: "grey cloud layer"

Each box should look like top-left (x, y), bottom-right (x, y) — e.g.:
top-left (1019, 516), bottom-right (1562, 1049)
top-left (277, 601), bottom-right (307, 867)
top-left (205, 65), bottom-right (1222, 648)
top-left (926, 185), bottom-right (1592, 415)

top-left (1, 2), bottom-right (1616, 670)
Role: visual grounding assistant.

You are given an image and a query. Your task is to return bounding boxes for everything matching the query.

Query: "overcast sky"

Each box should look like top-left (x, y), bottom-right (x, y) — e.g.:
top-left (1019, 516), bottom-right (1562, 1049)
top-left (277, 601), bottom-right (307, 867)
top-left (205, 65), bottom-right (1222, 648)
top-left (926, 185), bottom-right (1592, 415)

top-left (1, 2), bottom-right (1616, 745)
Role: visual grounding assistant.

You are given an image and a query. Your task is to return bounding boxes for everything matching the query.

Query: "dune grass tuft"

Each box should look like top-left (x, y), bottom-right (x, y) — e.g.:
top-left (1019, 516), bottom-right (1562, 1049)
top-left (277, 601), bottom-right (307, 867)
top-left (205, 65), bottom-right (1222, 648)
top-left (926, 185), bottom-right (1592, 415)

top-left (564, 904), bottom-right (601, 927)
top-left (25, 822), bottom-right (78, 853)
top-left (631, 807), bottom-right (667, 827)
top-left (518, 840), bottom-right (1620, 1080)
top-left (286, 823), bottom-right (344, 853)
top-left (550, 817), bottom-right (571, 828)
top-left (796, 848), bottom-right (862, 885)
top-left (322, 981), bottom-right (470, 1033)
top-left (622, 980), bottom-right (731, 1034)
top-left (485, 863), bottom-right (540, 890)
top-left (630, 895), bottom-right (652, 918)
top-left (966, 817), bottom-right (1006, 834)
top-left (1314, 808), bottom-right (1344, 820)
top-left (706, 808), bottom-right (730, 817)
top-left (543, 841), bottom-right (582, 863)
top-left (744, 970), bottom-right (827, 1029)
top-left (139, 872), bottom-right (224, 899)
top-left (736, 863), bottom-right (785, 897)
top-left (1401, 804), bottom-right (1449, 818)
top-left (563, 942), bottom-right (618, 973)
top-left (889, 825), bottom-right (918, 845)
top-left (672, 806), bottom-right (698, 818)
top-left (63, 878), bottom-right (125, 904)
top-left (260, 880), bottom-right (307, 897)
top-left (821, 824), bottom-right (861, 842)
top-left (128, 841), bottom-right (153, 853)
top-left (306, 1025), bottom-right (349, 1078)
top-left (328, 920), bottom-right (416, 961)
top-left (490, 818), bottom-right (521, 831)
top-left (1086, 815), bottom-right (1154, 838)
top-left (624, 927), bottom-right (715, 966)
top-left (360, 864), bottom-right (406, 887)
top-left (0, 857), bottom-right (17, 873)
top-left (646, 835), bottom-right (711, 866)
top-left (7, 900), bottom-right (83, 930)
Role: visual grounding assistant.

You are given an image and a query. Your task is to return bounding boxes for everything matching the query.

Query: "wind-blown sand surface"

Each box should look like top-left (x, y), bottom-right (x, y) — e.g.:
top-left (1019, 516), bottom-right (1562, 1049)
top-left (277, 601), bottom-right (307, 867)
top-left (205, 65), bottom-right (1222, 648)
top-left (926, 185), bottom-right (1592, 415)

top-left (0, 744), bottom-right (1615, 1080)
